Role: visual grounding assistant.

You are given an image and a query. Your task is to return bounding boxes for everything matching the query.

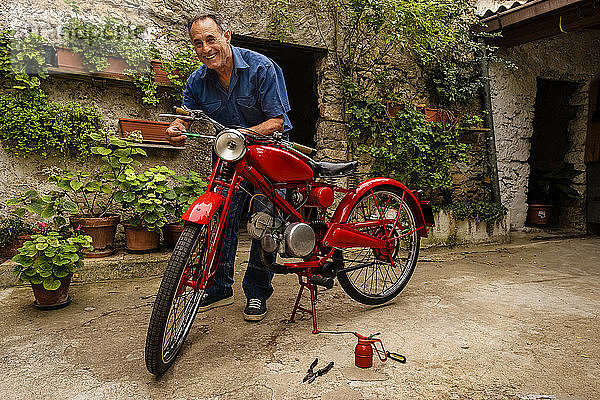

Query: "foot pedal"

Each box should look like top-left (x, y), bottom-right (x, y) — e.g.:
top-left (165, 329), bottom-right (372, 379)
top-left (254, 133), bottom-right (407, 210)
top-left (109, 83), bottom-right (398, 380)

top-left (309, 275), bottom-right (334, 289)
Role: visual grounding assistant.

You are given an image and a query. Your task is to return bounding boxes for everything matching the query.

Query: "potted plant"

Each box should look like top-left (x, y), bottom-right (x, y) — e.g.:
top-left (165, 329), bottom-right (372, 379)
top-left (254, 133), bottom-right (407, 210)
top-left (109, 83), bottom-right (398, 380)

top-left (527, 164), bottom-right (584, 226)
top-left (160, 43), bottom-right (203, 100)
top-left (6, 134), bottom-right (147, 256)
top-left (116, 165), bottom-right (175, 252)
top-left (162, 171), bottom-right (208, 248)
top-left (11, 231), bottom-right (92, 309)
top-left (0, 217), bottom-right (34, 258)
top-left (60, 6), bottom-right (154, 75)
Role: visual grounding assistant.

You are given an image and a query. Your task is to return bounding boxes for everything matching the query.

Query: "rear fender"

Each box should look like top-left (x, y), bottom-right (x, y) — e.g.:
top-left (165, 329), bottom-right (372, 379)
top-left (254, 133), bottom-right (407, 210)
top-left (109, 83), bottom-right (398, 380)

top-left (332, 178), bottom-right (429, 237)
top-left (182, 192), bottom-right (225, 224)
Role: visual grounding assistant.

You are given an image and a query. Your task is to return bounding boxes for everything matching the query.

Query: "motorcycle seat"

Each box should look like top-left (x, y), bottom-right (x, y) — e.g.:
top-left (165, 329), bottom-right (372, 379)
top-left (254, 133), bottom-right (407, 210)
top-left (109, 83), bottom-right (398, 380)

top-left (309, 160), bottom-right (358, 178)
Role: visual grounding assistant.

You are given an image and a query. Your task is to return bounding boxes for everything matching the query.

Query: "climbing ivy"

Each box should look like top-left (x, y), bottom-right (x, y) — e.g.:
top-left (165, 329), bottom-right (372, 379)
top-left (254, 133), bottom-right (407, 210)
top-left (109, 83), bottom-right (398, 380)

top-left (0, 90), bottom-right (106, 159)
top-left (267, 0), bottom-right (296, 41)
top-left (348, 102), bottom-right (470, 192)
top-left (308, 0), bottom-right (503, 202)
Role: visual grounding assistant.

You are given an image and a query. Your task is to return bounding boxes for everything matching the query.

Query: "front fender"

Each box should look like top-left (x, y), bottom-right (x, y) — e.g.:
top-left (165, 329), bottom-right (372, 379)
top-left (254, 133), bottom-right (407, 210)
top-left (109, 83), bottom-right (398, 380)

top-left (332, 178), bottom-right (429, 237)
top-left (182, 192), bottom-right (224, 224)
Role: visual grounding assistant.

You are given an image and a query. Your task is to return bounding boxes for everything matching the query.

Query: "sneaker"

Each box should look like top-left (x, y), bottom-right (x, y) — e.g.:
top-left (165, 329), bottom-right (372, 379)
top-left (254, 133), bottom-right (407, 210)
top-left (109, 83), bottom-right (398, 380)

top-left (197, 289), bottom-right (234, 312)
top-left (243, 298), bottom-right (267, 321)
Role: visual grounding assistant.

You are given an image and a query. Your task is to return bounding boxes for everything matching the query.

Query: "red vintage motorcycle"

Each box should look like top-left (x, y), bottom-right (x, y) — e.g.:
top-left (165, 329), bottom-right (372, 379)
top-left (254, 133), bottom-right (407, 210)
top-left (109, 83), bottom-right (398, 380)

top-left (144, 107), bottom-right (434, 375)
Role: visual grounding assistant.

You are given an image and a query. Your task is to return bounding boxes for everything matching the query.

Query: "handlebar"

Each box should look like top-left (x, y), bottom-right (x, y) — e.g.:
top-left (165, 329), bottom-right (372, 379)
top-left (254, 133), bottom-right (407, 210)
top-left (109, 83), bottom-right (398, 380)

top-left (161, 106), bottom-right (318, 157)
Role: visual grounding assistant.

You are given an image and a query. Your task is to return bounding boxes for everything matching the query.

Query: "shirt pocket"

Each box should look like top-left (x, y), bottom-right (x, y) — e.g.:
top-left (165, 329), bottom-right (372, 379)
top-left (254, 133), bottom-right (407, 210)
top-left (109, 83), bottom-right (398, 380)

top-left (235, 96), bottom-right (257, 108)
top-left (235, 96), bottom-right (264, 125)
top-left (202, 101), bottom-right (222, 116)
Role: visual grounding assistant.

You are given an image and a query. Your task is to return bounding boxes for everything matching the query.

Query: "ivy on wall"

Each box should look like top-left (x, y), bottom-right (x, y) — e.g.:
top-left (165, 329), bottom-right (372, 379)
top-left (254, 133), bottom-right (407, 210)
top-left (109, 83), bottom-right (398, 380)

top-left (0, 29), bottom-right (106, 159)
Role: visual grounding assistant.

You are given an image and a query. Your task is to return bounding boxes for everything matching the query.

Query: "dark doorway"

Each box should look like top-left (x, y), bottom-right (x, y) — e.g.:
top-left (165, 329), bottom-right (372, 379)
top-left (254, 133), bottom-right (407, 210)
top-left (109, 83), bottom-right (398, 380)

top-left (586, 79), bottom-right (600, 232)
top-left (231, 35), bottom-right (326, 147)
top-left (527, 78), bottom-right (580, 226)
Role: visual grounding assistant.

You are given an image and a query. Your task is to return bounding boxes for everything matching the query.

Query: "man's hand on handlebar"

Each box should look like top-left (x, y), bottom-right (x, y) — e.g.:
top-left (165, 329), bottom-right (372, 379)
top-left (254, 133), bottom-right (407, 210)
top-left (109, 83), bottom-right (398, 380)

top-left (166, 119), bottom-right (189, 146)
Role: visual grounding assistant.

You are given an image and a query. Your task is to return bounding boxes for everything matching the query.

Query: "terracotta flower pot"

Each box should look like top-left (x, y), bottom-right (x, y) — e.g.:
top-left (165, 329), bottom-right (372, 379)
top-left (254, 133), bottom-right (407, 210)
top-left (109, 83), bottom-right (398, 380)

top-left (70, 215), bottom-right (120, 258)
top-left (124, 223), bottom-right (160, 253)
top-left (419, 106), bottom-right (454, 125)
top-left (55, 47), bottom-right (144, 78)
top-left (0, 234), bottom-right (32, 259)
top-left (119, 118), bottom-right (171, 143)
top-left (526, 204), bottom-right (553, 226)
top-left (56, 46), bottom-right (86, 72)
top-left (151, 59), bottom-right (170, 84)
top-left (31, 274), bottom-right (73, 310)
top-left (162, 223), bottom-right (184, 248)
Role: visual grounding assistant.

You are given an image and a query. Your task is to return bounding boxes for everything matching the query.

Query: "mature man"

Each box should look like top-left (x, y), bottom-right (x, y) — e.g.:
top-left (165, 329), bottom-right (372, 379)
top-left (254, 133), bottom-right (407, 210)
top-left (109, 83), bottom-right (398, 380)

top-left (165, 11), bottom-right (292, 321)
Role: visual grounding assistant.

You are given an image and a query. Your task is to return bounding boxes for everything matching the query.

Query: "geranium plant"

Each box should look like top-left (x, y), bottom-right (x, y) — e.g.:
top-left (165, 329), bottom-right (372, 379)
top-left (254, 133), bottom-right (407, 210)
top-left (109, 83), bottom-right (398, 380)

top-left (12, 232), bottom-right (92, 290)
top-left (116, 165), bottom-right (176, 232)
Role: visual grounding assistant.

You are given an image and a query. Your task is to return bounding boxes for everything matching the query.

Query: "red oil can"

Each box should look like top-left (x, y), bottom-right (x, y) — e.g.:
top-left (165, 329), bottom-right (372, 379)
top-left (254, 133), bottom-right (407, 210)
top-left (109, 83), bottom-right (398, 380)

top-left (353, 332), bottom-right (387, 368)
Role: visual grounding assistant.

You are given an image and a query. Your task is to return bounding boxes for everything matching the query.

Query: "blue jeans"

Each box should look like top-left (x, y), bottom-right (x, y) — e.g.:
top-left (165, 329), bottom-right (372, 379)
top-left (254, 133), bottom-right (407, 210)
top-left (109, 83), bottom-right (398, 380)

top-left (208, 181), bottom-right (278, 301)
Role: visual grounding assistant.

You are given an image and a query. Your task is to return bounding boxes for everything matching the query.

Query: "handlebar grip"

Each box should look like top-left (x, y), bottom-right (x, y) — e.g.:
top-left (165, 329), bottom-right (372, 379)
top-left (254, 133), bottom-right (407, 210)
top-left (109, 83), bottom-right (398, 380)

top-left (173, 106), bottom-right (191, 116)
top-left (292, 142), bottom-right (317, 157)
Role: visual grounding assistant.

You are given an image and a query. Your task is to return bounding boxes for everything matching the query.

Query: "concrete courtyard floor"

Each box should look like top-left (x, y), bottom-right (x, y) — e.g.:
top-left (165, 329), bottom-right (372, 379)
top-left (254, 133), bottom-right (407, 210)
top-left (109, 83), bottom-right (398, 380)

top-left (0, 234), bottom-right (598, 399)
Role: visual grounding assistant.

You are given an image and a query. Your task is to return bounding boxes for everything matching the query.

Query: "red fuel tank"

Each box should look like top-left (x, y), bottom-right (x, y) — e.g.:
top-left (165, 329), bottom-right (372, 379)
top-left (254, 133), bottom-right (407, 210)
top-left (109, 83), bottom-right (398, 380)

top-left (246, 145), bottom-right (314, 183)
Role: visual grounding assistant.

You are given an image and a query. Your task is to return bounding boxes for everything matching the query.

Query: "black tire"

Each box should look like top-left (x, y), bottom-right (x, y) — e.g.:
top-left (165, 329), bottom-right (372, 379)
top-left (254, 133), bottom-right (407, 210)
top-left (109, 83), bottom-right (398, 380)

top-left (337, 186), bottom-right (420, 305)
top-left (145, 216), bottom-right (218, 375)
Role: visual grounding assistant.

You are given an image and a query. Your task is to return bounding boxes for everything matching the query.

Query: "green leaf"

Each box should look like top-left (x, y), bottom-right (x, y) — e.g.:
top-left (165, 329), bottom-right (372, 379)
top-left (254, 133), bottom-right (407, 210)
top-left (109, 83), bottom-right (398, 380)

top-left (100, 184), bottom-right (112, 194)
top-left (30, 276), bottom-right (44, 285)
top-left (54, 268), bottom-right (70, 278)
top-left (35, 242), bottom-right (48, 251)
top-left (84, 182), bottom-right (101, 192)
top-left (25, 190), bottom-right (39, 199)
top-left (39, 269), bottom-right (52, 278)
top-left (6, 198), bottom-right (23, 206)
top-left (43, 277), bottom-right (61, 290)
top-left (26, 202), bottom-right (44, 215)
top-left (92, 146), bottom-right (111, 156)
top-left (41, 204), bottom-right (57, 219)
top-left (63, 201), bottom-right (79, 213)
top-left (123, 192), bottom-right (135, 202)
top-left (70, 180), bottom-right (84, 191)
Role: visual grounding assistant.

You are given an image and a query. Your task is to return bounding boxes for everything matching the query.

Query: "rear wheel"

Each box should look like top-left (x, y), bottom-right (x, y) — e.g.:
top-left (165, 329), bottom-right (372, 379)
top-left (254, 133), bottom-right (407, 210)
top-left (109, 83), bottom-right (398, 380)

top-left (145, 215), bottom-right (219, 375)
top-left (337, 187), bottom-right (420, 305)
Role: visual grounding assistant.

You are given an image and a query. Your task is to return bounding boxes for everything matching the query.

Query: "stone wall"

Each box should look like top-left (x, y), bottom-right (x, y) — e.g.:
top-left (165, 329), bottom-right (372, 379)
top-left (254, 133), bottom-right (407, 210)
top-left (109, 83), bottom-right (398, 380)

top-left (488, 30), bottom-right (600, 230)
top-left (0, 0), bottom-right (344, 214)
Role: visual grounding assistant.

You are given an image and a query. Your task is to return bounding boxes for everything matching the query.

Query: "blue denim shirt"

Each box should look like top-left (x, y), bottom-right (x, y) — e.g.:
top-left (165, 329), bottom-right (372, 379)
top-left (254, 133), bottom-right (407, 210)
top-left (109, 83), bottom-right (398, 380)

top-left (182, 45), bottom-right (292, 133)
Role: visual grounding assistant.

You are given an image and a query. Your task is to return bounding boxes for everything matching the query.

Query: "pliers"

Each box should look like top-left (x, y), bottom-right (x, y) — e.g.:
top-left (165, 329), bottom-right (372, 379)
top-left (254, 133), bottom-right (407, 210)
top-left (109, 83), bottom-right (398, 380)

top-left (302, 357), bottom-right (334, 383)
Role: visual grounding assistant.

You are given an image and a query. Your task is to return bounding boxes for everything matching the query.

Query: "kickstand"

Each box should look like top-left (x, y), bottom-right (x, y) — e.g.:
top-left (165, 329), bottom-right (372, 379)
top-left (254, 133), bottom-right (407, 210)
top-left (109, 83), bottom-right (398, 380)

top-left (289, 274), bottom-right (319, 334)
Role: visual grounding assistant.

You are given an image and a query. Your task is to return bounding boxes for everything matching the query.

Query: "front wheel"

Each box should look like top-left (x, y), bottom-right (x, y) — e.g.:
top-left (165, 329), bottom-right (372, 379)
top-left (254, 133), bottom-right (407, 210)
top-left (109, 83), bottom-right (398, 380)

top-left (145, 215), bottom-right (219, 375)
top-left (337, 186), bottom-right (421, 305)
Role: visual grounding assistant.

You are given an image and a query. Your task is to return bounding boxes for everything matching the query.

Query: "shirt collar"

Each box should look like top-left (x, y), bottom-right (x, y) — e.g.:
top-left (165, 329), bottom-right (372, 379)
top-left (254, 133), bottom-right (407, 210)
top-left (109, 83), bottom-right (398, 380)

top-left (231, 45), bottom-right (249, 70)
top-left (199, 45), bottom-right (249, 79)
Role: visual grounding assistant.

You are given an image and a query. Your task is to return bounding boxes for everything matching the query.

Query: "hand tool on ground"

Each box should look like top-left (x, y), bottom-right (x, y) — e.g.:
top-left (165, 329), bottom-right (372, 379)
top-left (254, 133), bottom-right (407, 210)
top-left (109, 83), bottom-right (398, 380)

top-left (302, 357), bottom-right (334, 383)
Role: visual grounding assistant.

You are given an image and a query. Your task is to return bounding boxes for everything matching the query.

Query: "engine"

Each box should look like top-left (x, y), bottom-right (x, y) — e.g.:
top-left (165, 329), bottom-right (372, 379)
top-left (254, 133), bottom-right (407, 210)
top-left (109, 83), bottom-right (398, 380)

top-left (246, 211), bottom-right (316, 258)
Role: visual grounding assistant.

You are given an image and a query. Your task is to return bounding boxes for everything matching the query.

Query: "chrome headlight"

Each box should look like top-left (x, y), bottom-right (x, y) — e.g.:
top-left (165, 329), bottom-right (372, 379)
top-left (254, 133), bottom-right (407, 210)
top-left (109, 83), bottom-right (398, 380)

top-left (213, 129), bottom-right (246, 162)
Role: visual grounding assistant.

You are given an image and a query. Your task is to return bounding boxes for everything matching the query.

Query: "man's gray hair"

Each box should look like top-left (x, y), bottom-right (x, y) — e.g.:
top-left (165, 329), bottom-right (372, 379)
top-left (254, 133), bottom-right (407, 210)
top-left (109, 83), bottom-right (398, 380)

top-left (187, 11), bottom-right (229, 34)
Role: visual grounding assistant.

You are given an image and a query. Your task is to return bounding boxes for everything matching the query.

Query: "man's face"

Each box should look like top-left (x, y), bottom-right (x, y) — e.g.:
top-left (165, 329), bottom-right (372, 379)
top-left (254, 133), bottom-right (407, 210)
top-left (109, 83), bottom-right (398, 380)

top-left (189, 18), bottom-right (232, 72)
